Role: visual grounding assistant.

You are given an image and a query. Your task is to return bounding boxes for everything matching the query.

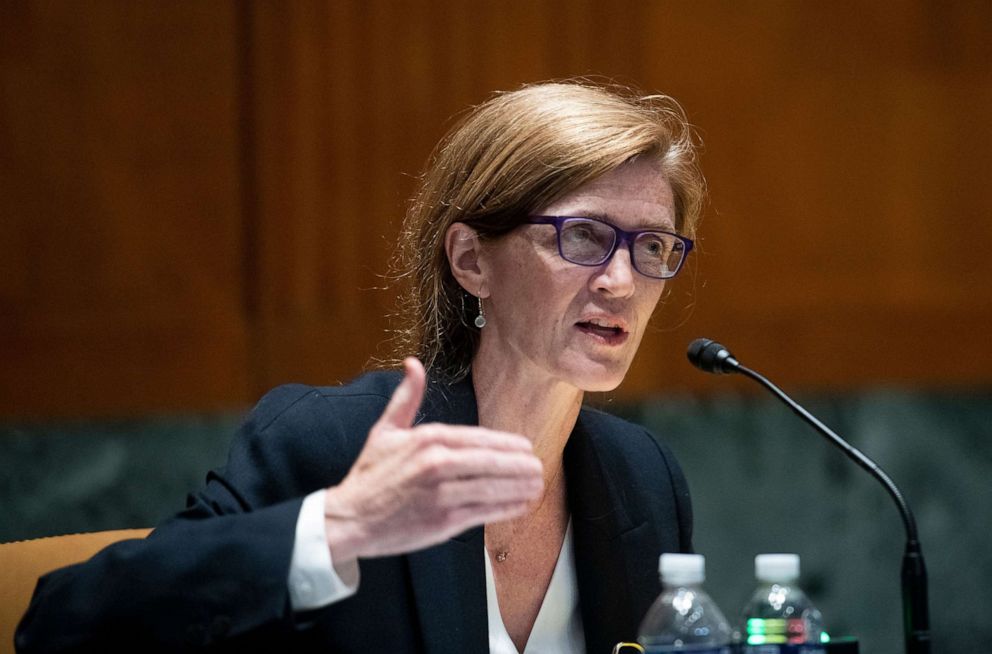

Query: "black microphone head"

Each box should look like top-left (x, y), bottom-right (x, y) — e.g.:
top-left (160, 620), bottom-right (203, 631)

top-left (687, 338), bottom-right (740, 374)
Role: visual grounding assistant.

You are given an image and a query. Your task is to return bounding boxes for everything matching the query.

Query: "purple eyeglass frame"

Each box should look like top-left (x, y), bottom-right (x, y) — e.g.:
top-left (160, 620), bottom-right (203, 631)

top-left (526, 215), bottom-right (694, 280)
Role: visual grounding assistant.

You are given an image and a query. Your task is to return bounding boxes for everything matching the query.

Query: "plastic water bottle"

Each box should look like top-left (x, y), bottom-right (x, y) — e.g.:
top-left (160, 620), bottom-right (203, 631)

top-left (740, 553), bottom-right (826, 653)
top-left (637, 553), bottom-right (733, 653)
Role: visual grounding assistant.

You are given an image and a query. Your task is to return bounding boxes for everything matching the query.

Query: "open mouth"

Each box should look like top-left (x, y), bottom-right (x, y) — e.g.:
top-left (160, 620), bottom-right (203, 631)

top-left (575, 320), bottom-right (629, 345)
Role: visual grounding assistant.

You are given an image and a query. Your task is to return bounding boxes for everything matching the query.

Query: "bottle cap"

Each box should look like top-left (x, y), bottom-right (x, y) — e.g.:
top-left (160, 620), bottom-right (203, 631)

top-left (658, 553), bottom-right (705, 585)
top-left (755, 553), bottom-right (800, 582)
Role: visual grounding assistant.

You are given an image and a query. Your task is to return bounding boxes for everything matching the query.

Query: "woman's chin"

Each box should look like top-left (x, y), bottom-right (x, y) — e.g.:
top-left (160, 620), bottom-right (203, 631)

top-left (565, 360), bottom-right (630, 393)
top-left (583, 379), bottom-right (624, 393)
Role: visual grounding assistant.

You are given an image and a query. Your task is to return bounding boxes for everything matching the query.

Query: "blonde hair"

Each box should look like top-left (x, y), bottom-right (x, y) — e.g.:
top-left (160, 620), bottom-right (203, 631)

top-left (389, 80), bottom-right (705, 381)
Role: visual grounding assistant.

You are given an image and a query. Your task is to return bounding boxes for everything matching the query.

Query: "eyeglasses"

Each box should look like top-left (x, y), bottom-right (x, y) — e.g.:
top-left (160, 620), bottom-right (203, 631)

top-left (526, 215), bottom-right (694, 280)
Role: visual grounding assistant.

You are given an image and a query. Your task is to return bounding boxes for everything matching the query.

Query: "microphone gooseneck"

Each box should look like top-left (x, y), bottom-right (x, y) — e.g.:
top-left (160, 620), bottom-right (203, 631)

top-left (687, 338), bottom-right (930, 654)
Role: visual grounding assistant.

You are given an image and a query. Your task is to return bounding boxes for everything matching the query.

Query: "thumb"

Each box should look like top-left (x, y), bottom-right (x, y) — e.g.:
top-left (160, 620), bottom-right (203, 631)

top-left (376, 357), bottom-right (427, 431)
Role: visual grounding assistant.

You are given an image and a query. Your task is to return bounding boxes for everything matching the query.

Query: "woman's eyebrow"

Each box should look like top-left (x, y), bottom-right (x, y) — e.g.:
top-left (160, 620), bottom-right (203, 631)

top-left (616, 215), bottom-right (680, 233)
top-left (554, 210), bottom-right (677, 232)
top-left (563, 209), bottom-right (607, 219)
top-left (643, 219), bottom-right (678, 232)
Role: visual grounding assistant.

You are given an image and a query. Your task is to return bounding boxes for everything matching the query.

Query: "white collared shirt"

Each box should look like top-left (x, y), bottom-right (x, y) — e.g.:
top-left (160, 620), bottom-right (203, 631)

top-left (485, 520), bottom-right (586, 654)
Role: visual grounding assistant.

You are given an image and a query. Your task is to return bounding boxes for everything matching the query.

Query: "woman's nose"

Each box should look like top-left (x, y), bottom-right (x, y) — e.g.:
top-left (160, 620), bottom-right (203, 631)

top-left (592, 246), bottom-right (636, 298)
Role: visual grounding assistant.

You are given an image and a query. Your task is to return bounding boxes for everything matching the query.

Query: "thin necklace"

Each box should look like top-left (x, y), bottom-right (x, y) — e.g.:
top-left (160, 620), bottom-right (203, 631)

top-left (490, 462), bottom-right (565, 563)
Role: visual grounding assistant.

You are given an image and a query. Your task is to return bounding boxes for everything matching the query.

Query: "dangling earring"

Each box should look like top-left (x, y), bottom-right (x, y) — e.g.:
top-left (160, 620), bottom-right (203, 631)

top-left (474, 296), bottom-right (487, 328)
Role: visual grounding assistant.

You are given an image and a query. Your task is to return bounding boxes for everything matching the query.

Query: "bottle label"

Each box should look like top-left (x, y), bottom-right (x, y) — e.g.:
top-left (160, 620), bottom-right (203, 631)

top-left (744, 616), bottom-right (823, 653)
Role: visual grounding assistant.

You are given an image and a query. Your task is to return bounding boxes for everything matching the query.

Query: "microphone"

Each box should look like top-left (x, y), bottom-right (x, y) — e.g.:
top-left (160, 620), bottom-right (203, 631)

top-left (686, 337), bottom-right (740, 374)
top-left (687, 338), bottom-right (930, 654)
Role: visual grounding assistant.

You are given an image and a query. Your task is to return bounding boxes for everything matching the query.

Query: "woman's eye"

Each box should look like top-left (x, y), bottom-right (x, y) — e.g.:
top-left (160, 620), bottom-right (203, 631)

top-left (563, 226), bottom-right (594, 242)
top-left (641, 238), bottom-right (665, 257)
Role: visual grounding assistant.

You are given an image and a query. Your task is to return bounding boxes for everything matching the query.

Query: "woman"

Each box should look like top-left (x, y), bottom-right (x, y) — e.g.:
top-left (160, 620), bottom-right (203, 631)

top-left (17, 81), bottom-right (704, 654)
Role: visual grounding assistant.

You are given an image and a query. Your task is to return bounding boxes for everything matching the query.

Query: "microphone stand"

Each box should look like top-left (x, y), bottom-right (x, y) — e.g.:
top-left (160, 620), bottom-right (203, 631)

top-left (732, 362), bottom-right (931, 654)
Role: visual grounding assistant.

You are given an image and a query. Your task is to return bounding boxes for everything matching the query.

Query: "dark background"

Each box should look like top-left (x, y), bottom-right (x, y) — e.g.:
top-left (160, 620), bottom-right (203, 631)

top-left (2, 2), bottom-right (990, 652)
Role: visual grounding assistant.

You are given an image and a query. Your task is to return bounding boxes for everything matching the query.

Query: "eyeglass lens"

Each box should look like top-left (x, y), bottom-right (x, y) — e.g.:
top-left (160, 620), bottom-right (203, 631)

top-left (558, 218), bottom-right (685, 279)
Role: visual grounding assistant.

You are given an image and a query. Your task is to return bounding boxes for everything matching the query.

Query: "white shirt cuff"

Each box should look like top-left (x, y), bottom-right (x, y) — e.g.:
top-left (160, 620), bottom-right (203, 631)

top-left (288, 488), bottom-right (360, 611)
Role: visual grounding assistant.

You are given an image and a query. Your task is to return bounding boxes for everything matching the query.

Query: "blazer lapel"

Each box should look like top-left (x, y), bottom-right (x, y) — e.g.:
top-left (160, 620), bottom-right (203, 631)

top-left (407, 528), bottom-right (488, 654)
top-left (566, 413), bottom-right (659, 653)
top-left (406, 376), bottom-right (488, 654)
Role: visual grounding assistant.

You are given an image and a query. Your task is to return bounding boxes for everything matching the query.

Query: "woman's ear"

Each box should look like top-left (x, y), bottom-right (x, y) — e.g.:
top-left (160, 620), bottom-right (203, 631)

top-left (444, 222), bottom-right (487, 297)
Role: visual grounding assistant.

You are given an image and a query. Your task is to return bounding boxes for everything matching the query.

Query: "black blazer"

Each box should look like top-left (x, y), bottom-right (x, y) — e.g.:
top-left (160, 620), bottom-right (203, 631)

top-left (17, 371), bottom-right (693, 654)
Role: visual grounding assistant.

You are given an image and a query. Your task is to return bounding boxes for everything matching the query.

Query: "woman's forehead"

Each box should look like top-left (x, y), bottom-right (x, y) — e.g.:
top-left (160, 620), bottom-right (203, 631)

top-left (537, 161), bottom-right (676, 230)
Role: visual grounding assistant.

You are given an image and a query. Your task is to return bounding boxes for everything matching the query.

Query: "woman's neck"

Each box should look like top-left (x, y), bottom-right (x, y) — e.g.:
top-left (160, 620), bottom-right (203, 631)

top-left (470, 355), bottom-right (583, 471)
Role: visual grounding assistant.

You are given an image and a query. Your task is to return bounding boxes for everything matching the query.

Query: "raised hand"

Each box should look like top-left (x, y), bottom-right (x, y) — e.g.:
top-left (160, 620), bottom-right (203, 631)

top-left (322, 357), bottom-right (543, 561)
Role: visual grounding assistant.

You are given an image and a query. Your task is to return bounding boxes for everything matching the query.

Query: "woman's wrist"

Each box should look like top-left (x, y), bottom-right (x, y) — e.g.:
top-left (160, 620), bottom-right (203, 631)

top-left (323, 486), bottom-right (366, 566)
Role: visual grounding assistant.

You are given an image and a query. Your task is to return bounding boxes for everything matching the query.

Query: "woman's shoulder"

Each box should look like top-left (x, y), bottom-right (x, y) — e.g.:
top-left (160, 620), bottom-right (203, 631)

top-left (578, 404), bottom-right (656, 442)
top-left (576, 404), bottom-right (693, 549)
top-left (576, 404), bottom-right (684, 469)
top-left (255, 370), bottom-right (402, 414)
top-left (220, 370), bottom-right (407, 496)
top-left (249, 369), bottom-right (404, 425)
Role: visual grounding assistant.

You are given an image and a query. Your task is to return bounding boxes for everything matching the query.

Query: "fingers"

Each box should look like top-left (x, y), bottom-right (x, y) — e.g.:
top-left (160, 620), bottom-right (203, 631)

top-left (337, 362), bottom-right (552, 559)
top-left (445, 501), bottom-right (534, 533)
top-left (411, 445), bottom-right (543, 483)
top-left (376, 357), bottom-right (426, 431)
top-left (434, 476), bottom-right (543, 509)
top-left (408, 423), bottom-right (535, 453)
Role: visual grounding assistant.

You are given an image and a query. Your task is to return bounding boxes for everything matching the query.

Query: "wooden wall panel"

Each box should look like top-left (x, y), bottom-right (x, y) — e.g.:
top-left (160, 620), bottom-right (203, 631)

top-left (626, 1), bottom-right (992, 393)
top-left (1, 1), bottom-right (989, 417)
top-left (0, 3), bottom-right (248, 417)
